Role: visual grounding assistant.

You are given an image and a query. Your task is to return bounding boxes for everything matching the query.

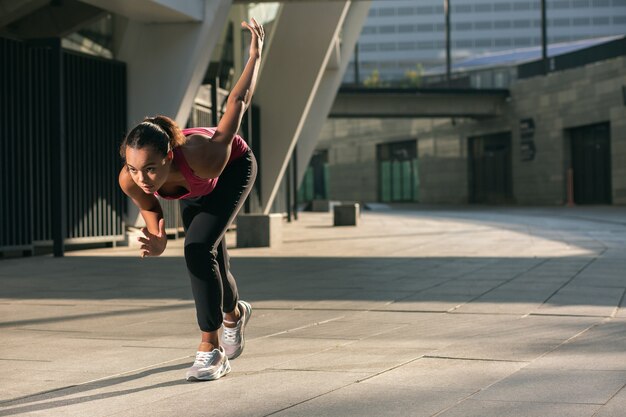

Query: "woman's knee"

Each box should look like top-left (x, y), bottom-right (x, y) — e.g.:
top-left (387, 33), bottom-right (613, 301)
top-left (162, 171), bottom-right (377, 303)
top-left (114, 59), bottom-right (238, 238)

top-left (184, 242), bottom-right (218, 269)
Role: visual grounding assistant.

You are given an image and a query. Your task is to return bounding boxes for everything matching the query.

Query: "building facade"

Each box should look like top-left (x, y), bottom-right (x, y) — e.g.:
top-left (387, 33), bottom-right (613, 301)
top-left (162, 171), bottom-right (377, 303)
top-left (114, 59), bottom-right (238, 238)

top-left (346, 0), bottom-right (626, 83)
top-left (315, 44), bottom-right (626, 206)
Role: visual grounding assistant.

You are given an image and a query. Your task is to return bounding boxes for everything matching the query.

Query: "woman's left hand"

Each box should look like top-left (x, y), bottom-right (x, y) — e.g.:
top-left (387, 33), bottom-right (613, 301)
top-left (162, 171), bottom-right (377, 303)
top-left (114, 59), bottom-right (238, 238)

top-left (137, 218), bottom-right (167, 257)
top-left (242, 17), bottom-right (264, 59)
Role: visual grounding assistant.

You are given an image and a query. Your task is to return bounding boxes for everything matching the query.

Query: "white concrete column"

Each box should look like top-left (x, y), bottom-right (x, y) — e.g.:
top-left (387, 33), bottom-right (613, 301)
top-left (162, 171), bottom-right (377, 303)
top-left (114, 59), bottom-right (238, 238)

top-left (253, 1), bottom-right (370, 214)
top-left (294, 1), bottom-right (371, 187)
top-left (112, 0), bottom-right (232, 127)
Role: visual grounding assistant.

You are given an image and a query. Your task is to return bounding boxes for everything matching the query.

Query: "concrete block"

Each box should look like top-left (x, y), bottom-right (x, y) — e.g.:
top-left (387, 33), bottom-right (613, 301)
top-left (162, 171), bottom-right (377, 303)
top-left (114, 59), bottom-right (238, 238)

top-left (236, 213), bottom-right (282, 247)
top-left (333, 203), bottom-right (360, 226)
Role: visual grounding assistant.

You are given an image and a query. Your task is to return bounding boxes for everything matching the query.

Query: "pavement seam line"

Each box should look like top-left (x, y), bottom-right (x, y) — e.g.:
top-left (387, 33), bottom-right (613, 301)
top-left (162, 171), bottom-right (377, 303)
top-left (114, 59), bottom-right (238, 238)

top-left (0, 302), bottom-right (195, 329)
top-left (534, 255), bottom-right (602, 312)
top-left (261, 355), bottom-right (430, 416)
top-left (446, 258), bottom-right (550, 313)
top-left (612, 287), bottom-right (626, 318)
top-left (590, 382), bottom-right (626, 417)
top-left (421, 355), bottom-right (529, 363)
top-left (0, 355), bottom-right (193, 406)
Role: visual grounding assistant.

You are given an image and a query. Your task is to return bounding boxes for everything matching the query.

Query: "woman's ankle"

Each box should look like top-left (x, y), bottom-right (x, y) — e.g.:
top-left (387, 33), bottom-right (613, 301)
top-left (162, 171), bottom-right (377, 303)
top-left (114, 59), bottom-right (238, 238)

top-left (223, 305), bottom-right (241, 327)
top-left (198, 341), bottom-right (217, 352)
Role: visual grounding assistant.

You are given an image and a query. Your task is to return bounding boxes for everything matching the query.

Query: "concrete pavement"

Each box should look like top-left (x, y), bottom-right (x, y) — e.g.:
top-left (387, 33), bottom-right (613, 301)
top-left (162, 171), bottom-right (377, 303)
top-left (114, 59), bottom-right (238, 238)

top-left (1, 205), bottom-right (625, 416)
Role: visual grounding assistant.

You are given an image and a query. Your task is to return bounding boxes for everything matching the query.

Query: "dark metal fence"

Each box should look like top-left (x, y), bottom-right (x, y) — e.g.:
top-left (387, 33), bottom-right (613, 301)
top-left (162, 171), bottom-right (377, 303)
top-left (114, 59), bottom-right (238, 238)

top-left (1, 37), bottom-right (126, 256)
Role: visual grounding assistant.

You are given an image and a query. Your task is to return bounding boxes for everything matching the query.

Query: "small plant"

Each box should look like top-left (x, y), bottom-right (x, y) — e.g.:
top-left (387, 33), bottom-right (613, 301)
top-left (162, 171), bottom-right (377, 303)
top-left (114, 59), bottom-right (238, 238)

top-left (363, 69), bottom-right (382, 87)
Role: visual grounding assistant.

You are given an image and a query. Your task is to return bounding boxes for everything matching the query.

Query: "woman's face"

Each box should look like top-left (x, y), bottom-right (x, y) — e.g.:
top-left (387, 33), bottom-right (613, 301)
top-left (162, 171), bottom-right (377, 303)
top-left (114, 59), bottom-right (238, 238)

top-left (125, 146), bottom-right (172, 194)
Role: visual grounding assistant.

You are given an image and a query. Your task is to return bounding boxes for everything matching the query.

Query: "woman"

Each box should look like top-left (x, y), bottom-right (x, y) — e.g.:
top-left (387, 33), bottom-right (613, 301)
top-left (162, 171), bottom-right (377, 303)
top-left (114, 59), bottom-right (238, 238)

top-left (118, 18), bottom-right (264, 381)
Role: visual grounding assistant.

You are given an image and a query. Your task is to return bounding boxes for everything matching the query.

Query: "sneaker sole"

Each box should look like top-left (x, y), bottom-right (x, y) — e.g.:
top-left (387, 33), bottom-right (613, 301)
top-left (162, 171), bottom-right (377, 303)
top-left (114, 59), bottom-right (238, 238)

top-left (186, 360), bottom-right (231, 382)
top-left (227, 300), bottom-right (252, 360)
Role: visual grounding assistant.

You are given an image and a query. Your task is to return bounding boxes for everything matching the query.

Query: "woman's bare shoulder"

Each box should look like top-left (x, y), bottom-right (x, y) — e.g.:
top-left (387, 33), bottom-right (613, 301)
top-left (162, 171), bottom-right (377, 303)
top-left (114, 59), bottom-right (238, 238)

top-left (180, 134), bottom-right (226, 179)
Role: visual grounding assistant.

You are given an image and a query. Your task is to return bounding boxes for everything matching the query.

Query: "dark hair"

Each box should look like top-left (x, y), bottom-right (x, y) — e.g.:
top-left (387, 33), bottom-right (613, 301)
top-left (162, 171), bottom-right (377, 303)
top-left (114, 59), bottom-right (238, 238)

top-left (119, 115), bottom-right (186, 159)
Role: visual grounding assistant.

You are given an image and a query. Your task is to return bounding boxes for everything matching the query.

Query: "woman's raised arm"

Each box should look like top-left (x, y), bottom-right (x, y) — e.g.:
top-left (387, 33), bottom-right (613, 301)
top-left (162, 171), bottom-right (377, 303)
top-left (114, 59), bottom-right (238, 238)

top-left (196, 18), bottom-right (264, 178)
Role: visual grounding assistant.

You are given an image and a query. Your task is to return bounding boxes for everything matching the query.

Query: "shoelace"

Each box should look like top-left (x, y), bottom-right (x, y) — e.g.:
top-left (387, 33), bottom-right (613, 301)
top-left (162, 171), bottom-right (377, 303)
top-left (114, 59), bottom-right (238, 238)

top-left (192, 350), bottom-right (215, 367)
top-left (223, 322), bottom-right (241, 344)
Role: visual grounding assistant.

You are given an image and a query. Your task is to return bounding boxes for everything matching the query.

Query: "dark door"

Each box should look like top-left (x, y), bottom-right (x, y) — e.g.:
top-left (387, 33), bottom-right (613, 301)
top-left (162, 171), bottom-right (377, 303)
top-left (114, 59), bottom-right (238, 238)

top-left (469, 132), bottom-right (513, 204)
top-left (570, 123), bottom-right (611, 204)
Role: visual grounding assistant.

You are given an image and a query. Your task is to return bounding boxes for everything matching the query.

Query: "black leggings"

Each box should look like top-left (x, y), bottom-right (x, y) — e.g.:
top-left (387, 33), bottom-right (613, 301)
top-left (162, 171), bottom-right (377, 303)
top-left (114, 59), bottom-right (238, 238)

top-left (179, 150), bottom-right (257, 332)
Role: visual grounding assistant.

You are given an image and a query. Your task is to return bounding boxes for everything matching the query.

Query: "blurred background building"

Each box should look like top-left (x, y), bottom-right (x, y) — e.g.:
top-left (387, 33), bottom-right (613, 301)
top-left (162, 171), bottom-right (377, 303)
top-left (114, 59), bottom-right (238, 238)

top-left (301, 0), bottom-right (626, 210)
top-left (345, 0), bottom-right (626, 84)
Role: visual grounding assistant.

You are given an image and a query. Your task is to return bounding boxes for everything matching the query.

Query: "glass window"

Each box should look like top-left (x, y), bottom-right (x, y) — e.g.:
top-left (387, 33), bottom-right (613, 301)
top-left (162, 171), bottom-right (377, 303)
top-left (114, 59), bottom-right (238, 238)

top-left (474, 3), bottom-right (493, 12)
top-left (513, 20), bottom-right (531, 28)
top-left (592, 16), bottom-right (610, 24)
top-left (398, 42), bottom-right (417, 50)
top-left (398, 24), bottom-right (416, 33)
top-left (378, 7), bottom-right (396, 17)
top-left (361, 26), bottom-right (377, 35)
top-left (435, 23), bottom-right (445, 31)
top-left (454, 22), bottom-right (473, 30)
top-left (455, 40), bottom-right (473, 47)
top-left (553, 0), bottom-right (571, 8)
top-left (613, 0), bottom-right (626, 6)
top-left (572, 0), bottom-right (591, 6)
top-left (495, 39), bottom-right (512, 46)
top-left (494, 20), bottom-right (512, 28)
top-left (417, 23), bottom-right (435, 31)
top-left (474, 21), bottom-right (493, 29)
top-left (359, 43), bottom-right (377, 52)
top-left (379, 42), bottom-right (397, 51)
top-left (398, 6), bottom-right (415, 15)
top-left (494, 3), bottom-right (511, 11)
top-left (572, 17), bottom-right (590, 25)
top-left (592, 0), bottom-right (610, 6)
top-left (552, 18), bottom-right (571, 26)
top-left (613, 15), bottom-right (626, 23)
top-left (453, 4), bottom-right (472, 13)
top-left (475, 39), bottom-right (493, 47)
top-left (513, 2), bottom-right (531, 10)
top-left (514, 38), bottom-right (531, 46)
top-left (379, 25), bottom-right (396, 34)
top-left (418, 41), bottom-right (435, 49)
top-left (417, 6), bottom-right (435, 14)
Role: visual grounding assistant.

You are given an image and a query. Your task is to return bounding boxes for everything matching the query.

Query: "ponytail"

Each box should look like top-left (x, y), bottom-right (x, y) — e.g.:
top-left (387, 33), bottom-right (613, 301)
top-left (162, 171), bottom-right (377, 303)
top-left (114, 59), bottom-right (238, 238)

top-left (119, 115), bottom-right (186, 159)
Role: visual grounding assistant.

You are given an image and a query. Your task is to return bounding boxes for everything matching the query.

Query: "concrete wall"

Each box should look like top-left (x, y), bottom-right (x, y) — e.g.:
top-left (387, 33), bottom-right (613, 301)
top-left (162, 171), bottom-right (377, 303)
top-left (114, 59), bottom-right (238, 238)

top-left (317, 55), bottom-right (626, 205)
top-left (509, 56), bottom-right (626, 205)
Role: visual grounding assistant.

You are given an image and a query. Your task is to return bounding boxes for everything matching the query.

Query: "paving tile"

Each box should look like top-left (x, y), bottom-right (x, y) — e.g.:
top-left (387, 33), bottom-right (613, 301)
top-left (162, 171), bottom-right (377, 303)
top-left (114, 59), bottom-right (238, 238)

top-left (533, 285), bottom-right (624, 317)
top-left (473, 369), bottom-right (626, 404)
top-left (593, 385), bottom-right (626, 417)
top-left (437, 399), bottom-right (600, 417)
top-left (526, 319), bottom-right (626, 371)
top-left (271, 383), bottom-right (473, 417)
top-left (361, 357), bottom-right (525, 391)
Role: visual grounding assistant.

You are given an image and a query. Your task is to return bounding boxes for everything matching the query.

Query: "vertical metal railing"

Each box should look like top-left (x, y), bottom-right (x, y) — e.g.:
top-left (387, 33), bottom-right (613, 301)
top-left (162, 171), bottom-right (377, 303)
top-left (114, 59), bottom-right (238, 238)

top-left (30, 44), bottom-right (53, 244)
top-left (0, 36), bottom-right (127, 256)
top-left (0, 38), bottom-right (34, 254)
top-left (63, 50), bottom-right (126, 245)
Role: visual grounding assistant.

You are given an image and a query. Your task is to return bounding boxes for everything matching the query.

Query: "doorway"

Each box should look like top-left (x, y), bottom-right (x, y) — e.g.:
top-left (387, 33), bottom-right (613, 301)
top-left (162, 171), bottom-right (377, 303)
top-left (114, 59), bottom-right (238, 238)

top-left (469, 132), bottom-right (513, 204)
top-left (569, 122), bottom-right (612, 204)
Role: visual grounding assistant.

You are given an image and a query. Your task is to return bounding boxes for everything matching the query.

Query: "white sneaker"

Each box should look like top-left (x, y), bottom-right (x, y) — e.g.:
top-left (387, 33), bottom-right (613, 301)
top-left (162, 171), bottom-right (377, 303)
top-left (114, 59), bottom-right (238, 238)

top-left (222, 300), bottom-right (252, 360)
top-left (185, 346), bottom-right (231, 381)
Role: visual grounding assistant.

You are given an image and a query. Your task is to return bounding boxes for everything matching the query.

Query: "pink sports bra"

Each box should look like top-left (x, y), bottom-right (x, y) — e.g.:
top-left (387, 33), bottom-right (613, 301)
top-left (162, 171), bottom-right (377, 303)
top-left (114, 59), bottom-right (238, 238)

top-left (155, 127), bottom-right (249, 200)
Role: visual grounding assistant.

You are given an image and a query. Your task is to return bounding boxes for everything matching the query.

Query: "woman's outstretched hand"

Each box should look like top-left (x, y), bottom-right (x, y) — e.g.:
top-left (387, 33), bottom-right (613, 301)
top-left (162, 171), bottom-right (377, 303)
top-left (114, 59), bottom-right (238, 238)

top-left (138, 218), bottom-right (167, 257)
top-left (242, 17), bottom-right (264, 59)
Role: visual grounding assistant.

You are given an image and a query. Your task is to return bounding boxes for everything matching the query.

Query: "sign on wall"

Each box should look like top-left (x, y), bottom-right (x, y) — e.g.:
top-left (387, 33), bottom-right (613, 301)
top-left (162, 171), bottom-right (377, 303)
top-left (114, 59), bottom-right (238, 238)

top-left (520, 118), bottom-right (536, 162)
